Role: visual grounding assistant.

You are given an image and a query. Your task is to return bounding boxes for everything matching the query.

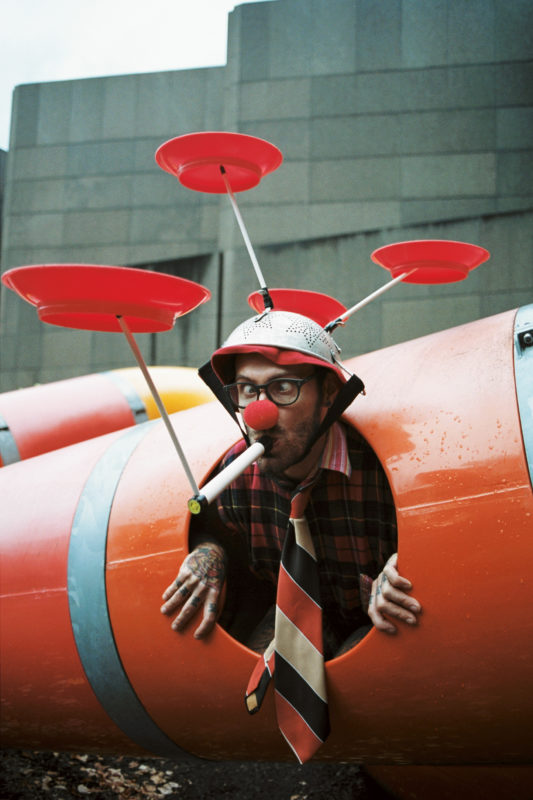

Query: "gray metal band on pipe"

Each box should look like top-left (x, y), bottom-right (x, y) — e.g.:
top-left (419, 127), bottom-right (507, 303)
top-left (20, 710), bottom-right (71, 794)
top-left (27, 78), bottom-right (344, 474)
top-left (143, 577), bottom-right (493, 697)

top-left (0, 414), bottom-right (21, 465)
top-left (68, 422), bottom-right (199, 760)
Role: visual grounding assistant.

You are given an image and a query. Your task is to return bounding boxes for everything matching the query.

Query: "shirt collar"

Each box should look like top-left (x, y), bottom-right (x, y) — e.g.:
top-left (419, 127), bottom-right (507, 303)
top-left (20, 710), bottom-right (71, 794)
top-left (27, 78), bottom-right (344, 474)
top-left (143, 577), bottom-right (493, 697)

top-left (318, 421), bottom-right (352, 479)
top-left (284, 422), bottom-right (353, 499)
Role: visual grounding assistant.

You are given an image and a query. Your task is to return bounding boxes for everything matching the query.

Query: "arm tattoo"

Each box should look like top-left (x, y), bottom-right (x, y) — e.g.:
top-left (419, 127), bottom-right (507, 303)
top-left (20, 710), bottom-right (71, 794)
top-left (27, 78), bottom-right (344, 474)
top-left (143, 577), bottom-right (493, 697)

top-left (187, 545), bottom-right (226, 589)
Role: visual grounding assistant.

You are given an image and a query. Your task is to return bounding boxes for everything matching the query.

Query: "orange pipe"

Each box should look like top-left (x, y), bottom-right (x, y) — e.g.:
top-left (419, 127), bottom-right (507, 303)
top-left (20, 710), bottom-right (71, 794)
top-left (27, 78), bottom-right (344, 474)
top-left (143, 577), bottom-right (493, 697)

top-left (0, 367), bottom-right (213, 466)
top-left (1, 308), bottom-right (532, 781)
top-left (111, 366), bottom-right (214, 420)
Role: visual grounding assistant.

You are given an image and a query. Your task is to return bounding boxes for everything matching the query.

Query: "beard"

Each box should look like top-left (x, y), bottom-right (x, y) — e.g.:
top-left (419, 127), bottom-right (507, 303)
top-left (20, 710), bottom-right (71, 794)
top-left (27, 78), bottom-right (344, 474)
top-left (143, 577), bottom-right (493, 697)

top-left (248, 405), bottom-right (323, 480)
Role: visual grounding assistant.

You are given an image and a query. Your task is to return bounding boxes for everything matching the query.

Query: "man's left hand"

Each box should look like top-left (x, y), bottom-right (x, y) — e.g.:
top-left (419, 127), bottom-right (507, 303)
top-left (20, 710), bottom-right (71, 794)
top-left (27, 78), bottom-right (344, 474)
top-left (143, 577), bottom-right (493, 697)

top-left (367, 553), bottom-right (422, 634)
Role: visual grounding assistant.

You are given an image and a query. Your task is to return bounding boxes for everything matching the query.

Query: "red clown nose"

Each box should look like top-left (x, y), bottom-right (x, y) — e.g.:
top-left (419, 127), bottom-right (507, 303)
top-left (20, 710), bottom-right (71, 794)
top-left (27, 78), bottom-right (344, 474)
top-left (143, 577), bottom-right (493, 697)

top-left (242, 399), bottom-right (279, 431)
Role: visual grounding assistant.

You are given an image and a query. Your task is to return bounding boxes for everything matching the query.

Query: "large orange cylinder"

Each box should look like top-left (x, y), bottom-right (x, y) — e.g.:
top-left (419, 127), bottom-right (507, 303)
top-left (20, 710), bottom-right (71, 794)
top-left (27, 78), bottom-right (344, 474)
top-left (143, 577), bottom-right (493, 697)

top-left (1, 307), bottom-right (532, 778)
top-left (0, 366), bottom-right (213, 466)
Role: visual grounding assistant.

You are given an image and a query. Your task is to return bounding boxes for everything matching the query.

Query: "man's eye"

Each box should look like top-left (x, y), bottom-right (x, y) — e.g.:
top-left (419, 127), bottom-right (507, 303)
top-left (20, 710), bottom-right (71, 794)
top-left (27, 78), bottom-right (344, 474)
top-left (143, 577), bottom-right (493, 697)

top-left (240, 383), bottom-right (257, 396)
top-left (272, 380), bottom-right (293, 394)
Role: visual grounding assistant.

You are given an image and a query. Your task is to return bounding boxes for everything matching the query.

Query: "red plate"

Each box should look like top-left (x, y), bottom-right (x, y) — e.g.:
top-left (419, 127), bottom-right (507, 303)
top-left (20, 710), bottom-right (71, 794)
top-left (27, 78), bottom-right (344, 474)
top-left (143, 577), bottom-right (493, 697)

top-left (155, 131), bottom-right (283, 193)
top-left (2, 264), bottom-right (211, 333)
top-left (248, 289), bottom-right (347, 327)
top-left (371, 240), bottom-right (490, 284)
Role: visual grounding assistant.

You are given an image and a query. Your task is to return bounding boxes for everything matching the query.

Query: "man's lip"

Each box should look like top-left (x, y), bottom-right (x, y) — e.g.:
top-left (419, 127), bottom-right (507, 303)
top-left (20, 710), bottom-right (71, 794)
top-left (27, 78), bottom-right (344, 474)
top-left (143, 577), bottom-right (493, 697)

top-left (253, 433), bottom-right (278, 455)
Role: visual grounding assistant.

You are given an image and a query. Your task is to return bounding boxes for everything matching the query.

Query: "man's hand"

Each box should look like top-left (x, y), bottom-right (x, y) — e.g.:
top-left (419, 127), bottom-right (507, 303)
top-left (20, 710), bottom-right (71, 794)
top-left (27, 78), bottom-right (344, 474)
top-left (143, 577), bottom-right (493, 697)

top-left (160, 542), bottom-right (226, 639)
top-left (367, 553), bottom-right (421, 634)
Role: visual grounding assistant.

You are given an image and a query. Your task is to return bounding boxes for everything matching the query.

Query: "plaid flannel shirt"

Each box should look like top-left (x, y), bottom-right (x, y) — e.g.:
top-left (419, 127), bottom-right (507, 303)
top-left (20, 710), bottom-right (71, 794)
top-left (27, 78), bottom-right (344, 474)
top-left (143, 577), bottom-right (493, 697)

top-left (216, 421), bottom-right (397, 638)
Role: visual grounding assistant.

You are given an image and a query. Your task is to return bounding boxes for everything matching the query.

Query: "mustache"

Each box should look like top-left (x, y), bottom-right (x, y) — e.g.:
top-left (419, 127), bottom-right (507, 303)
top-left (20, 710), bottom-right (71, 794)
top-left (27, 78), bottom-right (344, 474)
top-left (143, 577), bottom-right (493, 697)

top-left (257, 434), bottom-right (275, 456)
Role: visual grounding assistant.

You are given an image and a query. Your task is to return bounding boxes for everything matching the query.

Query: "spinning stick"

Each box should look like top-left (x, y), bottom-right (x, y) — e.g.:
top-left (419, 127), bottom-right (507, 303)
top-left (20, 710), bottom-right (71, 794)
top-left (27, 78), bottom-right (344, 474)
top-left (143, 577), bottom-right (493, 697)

top-left (326, 240), bottom-right (490, 331)
top-left (219, 166), bottom-right (271, 307)
top-left (115, 315), bottom-right (200, 496)
top-left (156, 132), bottom-right (289, 512)
top-left (1, 263), bottom-right (210, 498)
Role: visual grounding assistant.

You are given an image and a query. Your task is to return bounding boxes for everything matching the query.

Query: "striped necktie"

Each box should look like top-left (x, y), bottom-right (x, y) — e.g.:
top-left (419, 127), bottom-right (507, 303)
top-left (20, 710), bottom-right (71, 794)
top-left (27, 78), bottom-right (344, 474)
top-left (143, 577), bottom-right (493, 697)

top-left (245, 487), bottom-right (330, 762)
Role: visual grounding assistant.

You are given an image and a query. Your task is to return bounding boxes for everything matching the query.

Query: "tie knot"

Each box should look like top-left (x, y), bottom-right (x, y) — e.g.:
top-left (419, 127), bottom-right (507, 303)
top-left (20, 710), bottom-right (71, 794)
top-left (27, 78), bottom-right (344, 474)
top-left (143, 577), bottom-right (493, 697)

top-left (290, 488), bottom-right (311, 519)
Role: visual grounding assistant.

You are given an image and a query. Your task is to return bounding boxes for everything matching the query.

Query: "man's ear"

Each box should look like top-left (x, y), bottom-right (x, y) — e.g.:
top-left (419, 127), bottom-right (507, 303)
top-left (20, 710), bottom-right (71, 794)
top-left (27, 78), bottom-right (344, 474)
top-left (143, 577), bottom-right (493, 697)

top-left (321, 371), bottom-right (341, 407)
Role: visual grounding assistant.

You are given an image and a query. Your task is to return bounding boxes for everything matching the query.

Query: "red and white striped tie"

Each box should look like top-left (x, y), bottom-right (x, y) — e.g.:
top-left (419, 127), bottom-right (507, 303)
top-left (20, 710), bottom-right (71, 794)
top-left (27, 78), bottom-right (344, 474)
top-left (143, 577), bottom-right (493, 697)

top-left (245, 489), bottom-right (330, 762)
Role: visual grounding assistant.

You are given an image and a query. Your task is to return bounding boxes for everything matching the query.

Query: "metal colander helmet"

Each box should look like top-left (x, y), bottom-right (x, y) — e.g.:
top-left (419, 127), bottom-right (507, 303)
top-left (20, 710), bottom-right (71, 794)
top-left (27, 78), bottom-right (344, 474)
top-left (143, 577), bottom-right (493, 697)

top-left (211, 309), bottom-right (348, 384)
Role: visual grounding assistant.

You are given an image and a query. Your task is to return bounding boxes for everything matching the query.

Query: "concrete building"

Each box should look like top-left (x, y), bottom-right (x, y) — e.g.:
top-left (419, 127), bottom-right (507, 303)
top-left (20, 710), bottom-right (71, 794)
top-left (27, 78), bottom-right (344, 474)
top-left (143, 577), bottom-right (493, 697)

top-left (1, 0), bottom-right (532, 392)
top-left (0, 148), bottom-right (6, 259)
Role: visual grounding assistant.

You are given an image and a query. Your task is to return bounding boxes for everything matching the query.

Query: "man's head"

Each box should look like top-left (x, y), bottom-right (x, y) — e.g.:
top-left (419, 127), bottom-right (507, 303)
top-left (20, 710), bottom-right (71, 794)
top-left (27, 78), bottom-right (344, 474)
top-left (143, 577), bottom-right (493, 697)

top-left (211, 310), bottom-right (346, 480)
top-left (231, 352), bottom-right (339, 479)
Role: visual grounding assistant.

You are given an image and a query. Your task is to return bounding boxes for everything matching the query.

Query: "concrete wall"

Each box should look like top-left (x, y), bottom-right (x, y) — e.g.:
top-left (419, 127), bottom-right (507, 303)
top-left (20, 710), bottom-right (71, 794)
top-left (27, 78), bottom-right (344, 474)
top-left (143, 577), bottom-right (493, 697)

top-left (3, 67), bottom-right (224, 265)
top-left (225, 0), bottom-right (533, 245)
top-left (0, 148), bottom-right (5, 257)
top-left (1, 0), bottom-right (532, 391)
top-left (0, 68), bottom-right (225, 389)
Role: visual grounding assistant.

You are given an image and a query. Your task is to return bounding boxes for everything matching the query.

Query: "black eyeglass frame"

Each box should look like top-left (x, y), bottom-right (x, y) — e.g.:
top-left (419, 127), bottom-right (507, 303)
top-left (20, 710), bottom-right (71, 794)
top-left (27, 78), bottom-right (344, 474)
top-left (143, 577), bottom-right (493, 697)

top-left (223, 373), bottom-right (316, 409)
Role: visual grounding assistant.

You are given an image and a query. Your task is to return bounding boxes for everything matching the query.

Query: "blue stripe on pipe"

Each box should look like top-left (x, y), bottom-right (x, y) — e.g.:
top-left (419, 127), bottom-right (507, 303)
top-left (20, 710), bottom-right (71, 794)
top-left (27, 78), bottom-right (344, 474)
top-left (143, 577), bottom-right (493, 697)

top-left (515, 304), bottom-right (533, 490)
top-left (102, 371), bottom-right (149, 424)
top-left (67, 422), bottom-right (198, 760)
top-left (0, 414), bottom-right (21, 465)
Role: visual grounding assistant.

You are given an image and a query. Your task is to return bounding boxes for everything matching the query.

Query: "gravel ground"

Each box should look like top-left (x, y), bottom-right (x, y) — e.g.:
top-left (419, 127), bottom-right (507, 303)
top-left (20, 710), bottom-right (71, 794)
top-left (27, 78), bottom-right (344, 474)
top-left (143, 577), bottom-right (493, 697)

top-left (0, 750), bottom-right (394, 800)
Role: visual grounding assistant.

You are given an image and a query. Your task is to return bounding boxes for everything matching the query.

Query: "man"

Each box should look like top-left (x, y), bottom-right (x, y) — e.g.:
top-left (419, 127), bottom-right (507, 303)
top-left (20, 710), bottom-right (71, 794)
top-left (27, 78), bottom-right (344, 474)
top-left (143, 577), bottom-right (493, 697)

top-left (161, 309), bottom-right (421, 651)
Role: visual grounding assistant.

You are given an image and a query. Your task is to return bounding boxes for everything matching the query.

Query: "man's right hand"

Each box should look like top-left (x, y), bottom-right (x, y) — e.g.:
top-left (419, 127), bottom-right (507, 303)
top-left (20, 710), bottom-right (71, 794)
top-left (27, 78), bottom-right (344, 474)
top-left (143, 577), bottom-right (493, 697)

top-left (160, 542), bottom-right (226, 639)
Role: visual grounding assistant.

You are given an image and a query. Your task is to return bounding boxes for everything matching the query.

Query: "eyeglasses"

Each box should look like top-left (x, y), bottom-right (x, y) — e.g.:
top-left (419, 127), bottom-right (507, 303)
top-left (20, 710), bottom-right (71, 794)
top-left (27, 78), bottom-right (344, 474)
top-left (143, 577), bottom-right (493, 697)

top-left (224, 374), bottom-right (316, 409)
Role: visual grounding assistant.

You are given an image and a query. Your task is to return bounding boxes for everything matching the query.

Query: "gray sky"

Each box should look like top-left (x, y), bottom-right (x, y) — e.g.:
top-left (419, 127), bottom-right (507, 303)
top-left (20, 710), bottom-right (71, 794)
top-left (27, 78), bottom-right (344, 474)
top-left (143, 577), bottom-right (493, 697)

top-left (0, 0), bottom-right (270, 151)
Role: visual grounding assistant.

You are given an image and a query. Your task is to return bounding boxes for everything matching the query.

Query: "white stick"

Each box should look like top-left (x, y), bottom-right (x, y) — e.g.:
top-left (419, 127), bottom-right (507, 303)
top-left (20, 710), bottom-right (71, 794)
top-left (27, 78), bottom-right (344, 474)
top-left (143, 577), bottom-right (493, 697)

top-left (188, 441), bottom-right (265, 513)
top-left (327, 269), bottom-right (417, 329)
top-left (219, 167), bottom-right (269, 291)
top-left (116, 315), bottom-right (200, 497)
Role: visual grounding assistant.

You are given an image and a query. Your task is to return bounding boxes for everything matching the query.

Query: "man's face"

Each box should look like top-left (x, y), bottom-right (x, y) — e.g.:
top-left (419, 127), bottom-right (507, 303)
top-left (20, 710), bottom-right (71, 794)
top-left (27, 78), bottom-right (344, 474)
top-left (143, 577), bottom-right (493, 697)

top-left (233, 353), bottom-right (326, 480)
